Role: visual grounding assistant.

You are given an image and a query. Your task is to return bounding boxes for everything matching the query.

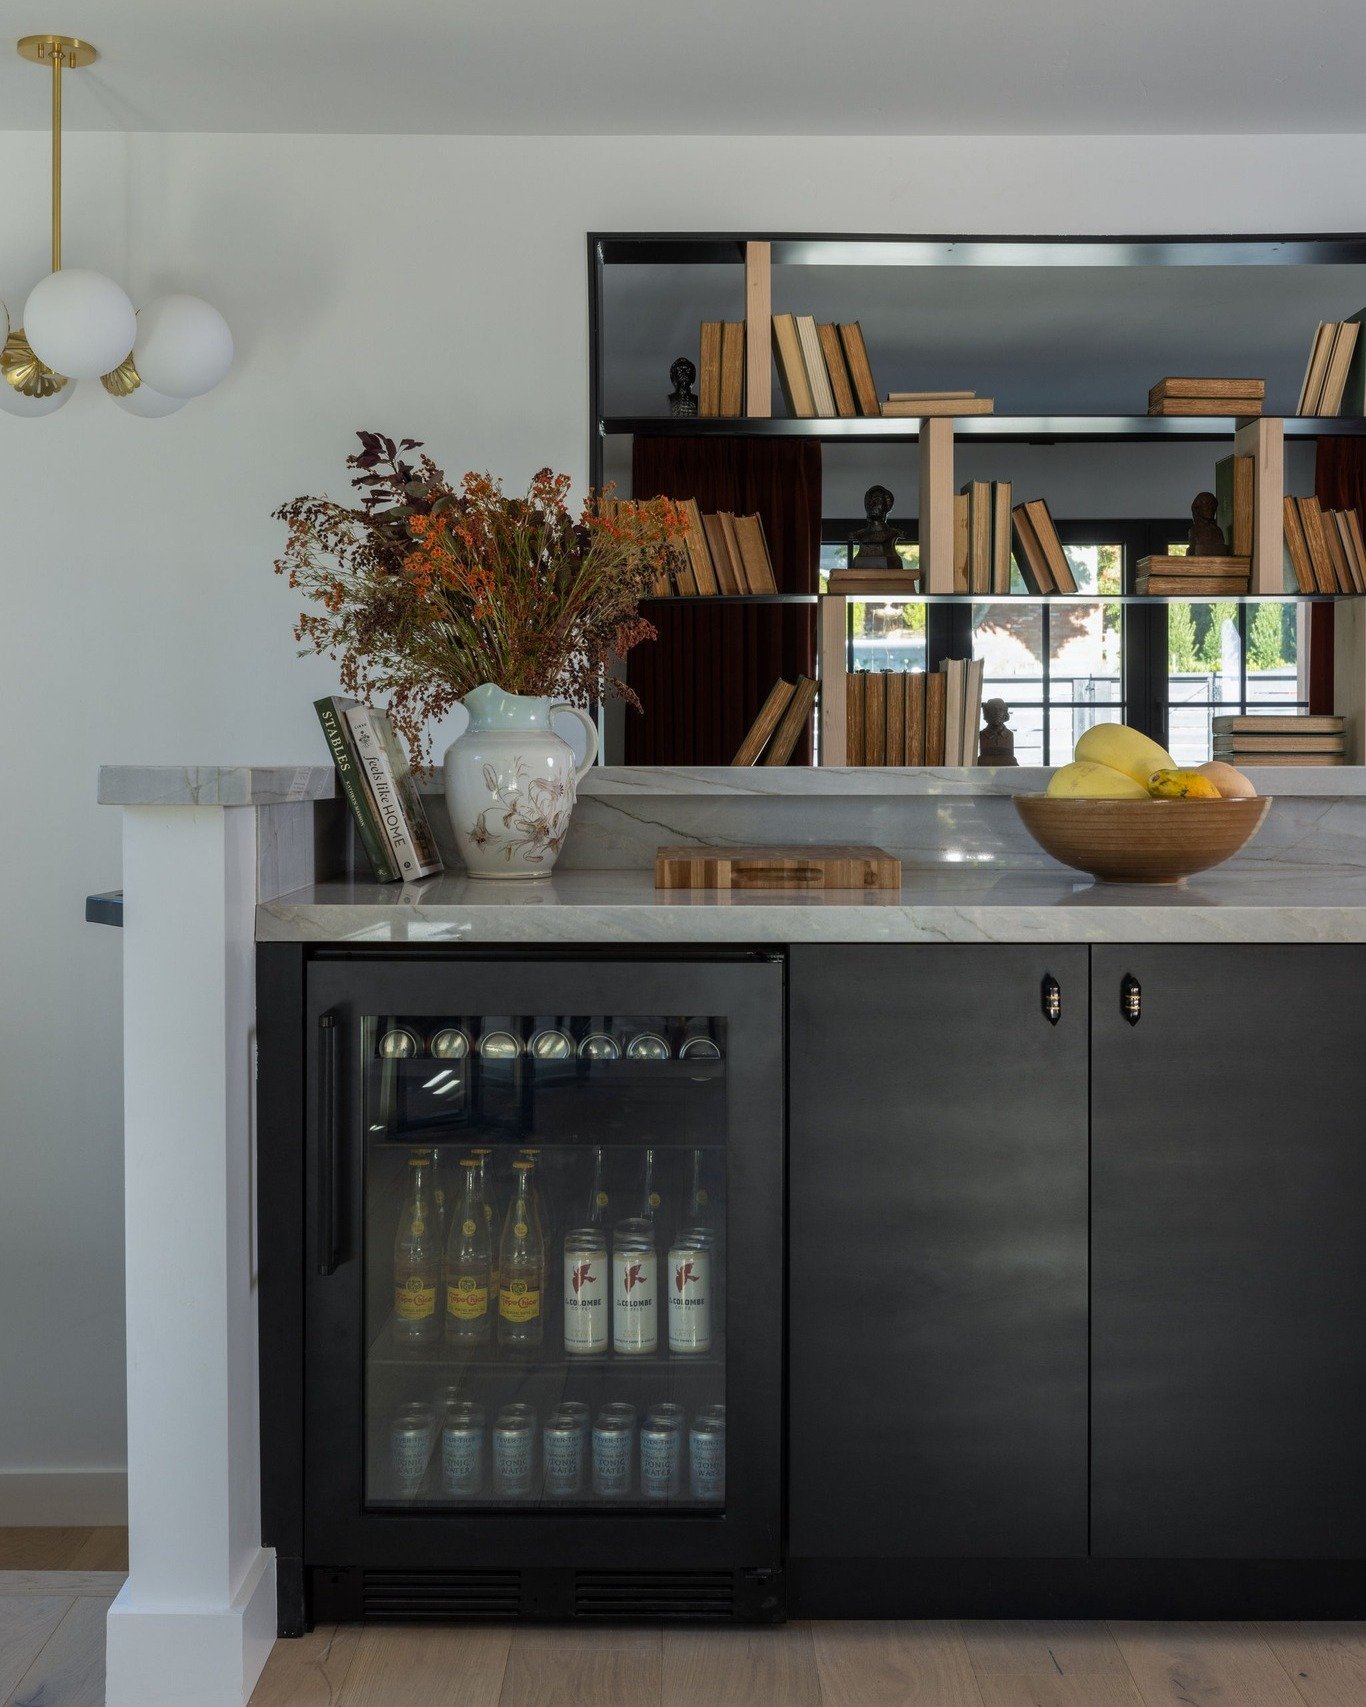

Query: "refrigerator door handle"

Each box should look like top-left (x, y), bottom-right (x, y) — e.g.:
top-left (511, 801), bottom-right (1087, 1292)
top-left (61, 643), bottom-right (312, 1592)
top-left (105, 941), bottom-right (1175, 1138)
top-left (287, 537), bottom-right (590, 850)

top-left (317, 1011), bottom-right (342, 1276)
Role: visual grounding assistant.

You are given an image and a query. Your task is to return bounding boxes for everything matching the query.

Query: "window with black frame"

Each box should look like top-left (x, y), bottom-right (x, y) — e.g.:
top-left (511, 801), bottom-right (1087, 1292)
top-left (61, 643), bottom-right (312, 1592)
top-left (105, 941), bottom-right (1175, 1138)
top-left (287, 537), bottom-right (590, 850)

top-left (822, 520), bottom-right (1311, 764)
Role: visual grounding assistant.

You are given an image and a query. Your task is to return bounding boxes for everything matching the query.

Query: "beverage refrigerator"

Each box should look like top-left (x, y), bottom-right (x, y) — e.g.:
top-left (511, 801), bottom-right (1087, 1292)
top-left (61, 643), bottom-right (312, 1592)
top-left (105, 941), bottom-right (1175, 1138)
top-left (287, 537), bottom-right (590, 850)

top-left (257, 949), bottom-right (785, 1627)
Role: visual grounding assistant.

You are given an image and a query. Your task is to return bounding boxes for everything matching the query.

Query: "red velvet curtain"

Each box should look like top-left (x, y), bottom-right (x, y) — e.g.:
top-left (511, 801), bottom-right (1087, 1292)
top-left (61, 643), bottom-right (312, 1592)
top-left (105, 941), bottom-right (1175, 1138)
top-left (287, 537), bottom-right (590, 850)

top-left (1310, 440), bottom-right (1366, 714)
top-left (625, 436), bottom-right (821, 765)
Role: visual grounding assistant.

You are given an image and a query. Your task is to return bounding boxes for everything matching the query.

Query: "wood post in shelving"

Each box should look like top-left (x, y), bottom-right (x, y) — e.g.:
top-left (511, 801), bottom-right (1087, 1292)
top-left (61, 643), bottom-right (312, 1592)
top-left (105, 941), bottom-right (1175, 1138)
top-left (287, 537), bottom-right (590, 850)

top-left (817, 595), bottom-right (847, 765)
top-left (744, 241), bottom-right (772, 418)
top-left (1334, 597), bottom-right (1366, 764)
top-left (1234, 415), bottom-right (1286, 596)
top-left (919, 416), bottom-right (955, 593)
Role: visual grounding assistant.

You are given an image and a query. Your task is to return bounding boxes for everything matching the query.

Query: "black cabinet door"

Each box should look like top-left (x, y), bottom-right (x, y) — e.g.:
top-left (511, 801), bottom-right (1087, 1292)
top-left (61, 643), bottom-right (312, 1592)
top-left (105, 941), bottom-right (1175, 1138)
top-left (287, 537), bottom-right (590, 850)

top-left (788, 946), bottom-right (1090, 1560)
top-left (1092, 946), bottom-right (1366, 1559)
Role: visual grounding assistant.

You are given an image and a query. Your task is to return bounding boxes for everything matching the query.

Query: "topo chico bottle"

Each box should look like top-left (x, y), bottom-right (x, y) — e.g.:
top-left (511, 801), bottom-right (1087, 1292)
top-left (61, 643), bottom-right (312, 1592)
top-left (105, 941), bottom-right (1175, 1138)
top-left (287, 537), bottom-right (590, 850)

top-left (393, 1151), bottom-right (441, 1345)
top-left (445, 1158), bottom-right (492, 1346)
top-left (498, 1159), bottom-right (545, 1348)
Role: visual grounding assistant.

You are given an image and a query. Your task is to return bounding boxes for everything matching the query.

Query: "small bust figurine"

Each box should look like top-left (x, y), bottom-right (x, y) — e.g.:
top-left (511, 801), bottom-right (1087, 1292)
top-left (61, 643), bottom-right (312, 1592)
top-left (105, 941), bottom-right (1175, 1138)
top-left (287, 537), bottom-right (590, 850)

top-left (977, 697), bottom-right (1017, 766)
top-left (668, 357), bottom-right (699, 418)
top-left (1188, 490), bottom-right (1229, 557)
top-left (849, 484), bottom-right (907, 572)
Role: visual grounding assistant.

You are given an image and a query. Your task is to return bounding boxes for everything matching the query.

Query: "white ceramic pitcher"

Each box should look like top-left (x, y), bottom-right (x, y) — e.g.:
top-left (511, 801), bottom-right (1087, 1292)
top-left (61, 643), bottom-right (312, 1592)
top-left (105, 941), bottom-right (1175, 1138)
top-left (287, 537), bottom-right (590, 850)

top-left (442, 683), bottom-right (598, 879)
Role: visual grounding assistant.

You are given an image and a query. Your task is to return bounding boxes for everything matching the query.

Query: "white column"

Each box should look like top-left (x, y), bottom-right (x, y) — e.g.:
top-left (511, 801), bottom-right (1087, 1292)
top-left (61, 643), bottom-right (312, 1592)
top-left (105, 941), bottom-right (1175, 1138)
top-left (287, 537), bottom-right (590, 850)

top-left (105, 806), bottom-right (276, 1707)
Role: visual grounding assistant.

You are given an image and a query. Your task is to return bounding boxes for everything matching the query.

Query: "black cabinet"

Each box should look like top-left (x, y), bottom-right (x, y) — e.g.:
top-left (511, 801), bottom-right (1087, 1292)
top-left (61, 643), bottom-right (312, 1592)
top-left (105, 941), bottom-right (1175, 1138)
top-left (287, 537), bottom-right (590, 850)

top-left (788, 946), bottom-right (1090, 1562)
top-left (1091, 945), bottom-right (1366, 1561)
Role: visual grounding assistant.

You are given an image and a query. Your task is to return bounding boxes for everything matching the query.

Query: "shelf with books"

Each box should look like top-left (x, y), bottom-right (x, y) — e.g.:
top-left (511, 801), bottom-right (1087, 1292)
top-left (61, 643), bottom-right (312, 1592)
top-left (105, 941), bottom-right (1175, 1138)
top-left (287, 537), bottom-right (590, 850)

top-left (602, 414), bottom-right (1366, 442)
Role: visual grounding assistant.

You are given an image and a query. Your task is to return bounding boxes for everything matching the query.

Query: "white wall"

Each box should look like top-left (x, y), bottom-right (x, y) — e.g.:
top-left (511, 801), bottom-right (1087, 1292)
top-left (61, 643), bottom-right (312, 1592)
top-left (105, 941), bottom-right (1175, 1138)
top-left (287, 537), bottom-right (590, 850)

top-left (3, 129), bottom-right (1365, 1512)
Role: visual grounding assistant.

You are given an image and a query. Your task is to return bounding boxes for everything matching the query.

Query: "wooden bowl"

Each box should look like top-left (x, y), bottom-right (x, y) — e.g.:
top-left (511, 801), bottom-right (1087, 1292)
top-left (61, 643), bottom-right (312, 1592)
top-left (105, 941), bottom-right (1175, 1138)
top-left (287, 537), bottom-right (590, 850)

top-left (1013, 794), bottom-right (1271, 884)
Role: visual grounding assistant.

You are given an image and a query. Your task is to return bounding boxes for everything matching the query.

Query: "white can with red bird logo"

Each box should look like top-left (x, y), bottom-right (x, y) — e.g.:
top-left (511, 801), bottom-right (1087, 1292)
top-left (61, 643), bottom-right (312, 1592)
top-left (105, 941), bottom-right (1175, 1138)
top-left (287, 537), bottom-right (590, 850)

top-left (563, 1228), bottom-right (608, 1355)
top-left (667, 1243), bottom-right (712, 1354)
top-left (612, 1228), bottom-right (658, 1355)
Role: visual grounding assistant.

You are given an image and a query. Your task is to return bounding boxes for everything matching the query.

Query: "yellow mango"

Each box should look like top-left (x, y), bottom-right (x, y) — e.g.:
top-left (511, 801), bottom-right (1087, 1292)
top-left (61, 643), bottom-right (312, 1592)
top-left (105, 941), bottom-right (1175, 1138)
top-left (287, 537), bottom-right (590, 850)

top-left (1074, 723), bottom-right (1175, 786)
top-left (1046, 760), bottom-right (1151, 800)
top-left (1147, 768), bottom-right (1221, 800)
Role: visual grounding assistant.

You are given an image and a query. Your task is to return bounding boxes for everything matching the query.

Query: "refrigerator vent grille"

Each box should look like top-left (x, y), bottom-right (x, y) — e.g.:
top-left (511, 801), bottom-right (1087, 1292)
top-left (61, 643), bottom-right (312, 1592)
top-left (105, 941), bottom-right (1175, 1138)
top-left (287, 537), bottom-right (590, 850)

top-left (361, 1569), bottom-right (520, 1619)
top-left (574, 1570), bottom-right (736, 1619)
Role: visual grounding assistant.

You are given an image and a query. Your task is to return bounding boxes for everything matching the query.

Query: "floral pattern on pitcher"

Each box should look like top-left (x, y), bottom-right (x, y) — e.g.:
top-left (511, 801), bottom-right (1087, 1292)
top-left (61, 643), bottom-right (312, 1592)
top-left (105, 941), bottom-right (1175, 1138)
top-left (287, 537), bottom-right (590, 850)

top-left (466, 760), bottom-right (576, 869)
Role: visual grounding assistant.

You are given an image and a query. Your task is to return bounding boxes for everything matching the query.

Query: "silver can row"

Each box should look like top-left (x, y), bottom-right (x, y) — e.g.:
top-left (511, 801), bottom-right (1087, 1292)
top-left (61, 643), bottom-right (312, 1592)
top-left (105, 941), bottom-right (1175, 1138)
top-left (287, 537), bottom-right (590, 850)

top-left (377, 1026), bottom-right (723, 1063)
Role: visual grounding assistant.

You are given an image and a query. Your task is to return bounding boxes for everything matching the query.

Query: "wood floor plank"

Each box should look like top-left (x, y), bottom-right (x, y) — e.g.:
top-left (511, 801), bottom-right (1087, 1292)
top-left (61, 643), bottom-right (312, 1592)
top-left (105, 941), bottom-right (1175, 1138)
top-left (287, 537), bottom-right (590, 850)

top-left (813, 1620), bottom-right (984, 1707)
top-left (661, 1624), bottom-right (820, 1707)
top-left (0, 1598), bottom-right (73, 1700)
top-left (0, 1571), bottom-right (124, 1599)
top-left (963, 1620), bottom-right (1147, 1707)
top-left (499, 1624), bottom-right (661, 1707)
top-left (64, 1528), bottom-right (128, 1572)
top-left (338, 1623), bottom-right (512, 1707)
top-left (1262, 1622), bottom-right (1366, 1707)
top-left (249, 1623), bottom-right (362, 1707)
top-left (0, 1532), bottom-right (84, 1573)
top-left (1109, 1622), bottom-right (1306, 1707)
top-left (4, 1594), bottom-right (110, 1707)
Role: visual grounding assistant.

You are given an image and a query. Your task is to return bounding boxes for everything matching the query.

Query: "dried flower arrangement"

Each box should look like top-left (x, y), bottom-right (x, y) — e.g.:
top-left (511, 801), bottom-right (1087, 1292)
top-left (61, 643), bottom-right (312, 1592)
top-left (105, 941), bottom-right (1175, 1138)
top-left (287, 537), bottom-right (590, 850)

top-left (274, 432), bottom-right (686, 758)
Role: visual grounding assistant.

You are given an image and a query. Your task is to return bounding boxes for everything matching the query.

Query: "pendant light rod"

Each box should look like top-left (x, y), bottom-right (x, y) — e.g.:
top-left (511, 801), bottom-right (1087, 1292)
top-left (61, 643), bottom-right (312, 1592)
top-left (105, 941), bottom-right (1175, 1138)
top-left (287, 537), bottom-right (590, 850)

top-left (16, 35), bottom-right (98, 272)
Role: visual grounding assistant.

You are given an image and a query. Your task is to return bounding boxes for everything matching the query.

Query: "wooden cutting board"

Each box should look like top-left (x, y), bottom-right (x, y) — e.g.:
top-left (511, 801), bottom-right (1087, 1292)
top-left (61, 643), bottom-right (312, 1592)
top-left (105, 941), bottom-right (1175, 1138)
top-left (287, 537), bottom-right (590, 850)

top-left (655, 845), bottom-right (901, 890)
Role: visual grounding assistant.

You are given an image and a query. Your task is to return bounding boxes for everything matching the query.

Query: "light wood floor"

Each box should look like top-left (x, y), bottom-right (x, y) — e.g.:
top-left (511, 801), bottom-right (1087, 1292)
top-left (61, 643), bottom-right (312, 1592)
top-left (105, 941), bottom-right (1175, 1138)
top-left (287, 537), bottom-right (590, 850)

top-left (3, 1530), bottom-right (1365, 1707)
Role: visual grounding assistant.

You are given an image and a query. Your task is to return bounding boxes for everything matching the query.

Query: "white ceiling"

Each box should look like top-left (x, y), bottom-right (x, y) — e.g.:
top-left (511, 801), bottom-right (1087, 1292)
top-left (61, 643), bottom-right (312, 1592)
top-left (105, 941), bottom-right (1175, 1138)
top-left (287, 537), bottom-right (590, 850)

top-left (1, 0), bottom-right (1365, 135)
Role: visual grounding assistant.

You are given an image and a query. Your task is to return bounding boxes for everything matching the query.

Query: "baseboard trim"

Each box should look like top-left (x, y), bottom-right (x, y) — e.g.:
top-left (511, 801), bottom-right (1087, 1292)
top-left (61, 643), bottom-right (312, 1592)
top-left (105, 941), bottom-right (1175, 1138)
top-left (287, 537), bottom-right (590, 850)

top-left (0, 1470), bottom-right (128, 1525)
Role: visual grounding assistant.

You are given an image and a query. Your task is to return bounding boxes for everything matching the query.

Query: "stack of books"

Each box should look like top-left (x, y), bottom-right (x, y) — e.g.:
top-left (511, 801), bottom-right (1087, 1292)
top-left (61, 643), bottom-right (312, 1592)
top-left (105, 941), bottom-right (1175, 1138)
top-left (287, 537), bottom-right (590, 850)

top-left (314, 696), bottom-right (443, 883)
top-left (1296, 320), bottom-right (1363, 416)
top-left (1010, 499), bottom-right (1078, 593)
top-left (603, 498), bottom-right (779, 596)
top-left (1282, 496), bottom-right (1366, 594)
top-left (1148, 377), bottom-right (1264, 417)
top-left (771, 315), bottom-right (880, 417)
top-left (844, 659), bottom-right (984, 765)
top-left (698, 322), bottom-right (746, 416)
top-left (955, 480), bottom-right (1013, 594)
top-left (731, 677), bottom-right (819, 766)
top-left (1212, 715), bottom-right (1346, 767)
top-left (1134, 555), bottom-right (1251, 596)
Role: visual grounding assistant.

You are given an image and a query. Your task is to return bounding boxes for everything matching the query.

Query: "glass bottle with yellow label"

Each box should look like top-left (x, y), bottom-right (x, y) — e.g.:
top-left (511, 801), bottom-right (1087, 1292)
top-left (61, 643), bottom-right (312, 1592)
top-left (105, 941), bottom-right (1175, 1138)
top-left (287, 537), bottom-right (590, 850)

top-left (470, 1148), bottom-right (499, 1302)
top-left (393, 1151), bottom-right (441, 1345)
top-left (498, 1158), bottom-right (545, 1348)
top-left (585, 1146), bottom-right (611, 1229)
top-left (445, 1158), bottom-right (492, 1346)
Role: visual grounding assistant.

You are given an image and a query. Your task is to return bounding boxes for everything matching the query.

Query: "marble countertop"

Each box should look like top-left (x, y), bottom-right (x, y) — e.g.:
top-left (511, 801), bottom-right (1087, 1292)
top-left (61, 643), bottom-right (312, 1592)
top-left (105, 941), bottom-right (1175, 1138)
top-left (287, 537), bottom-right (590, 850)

top-left (257, 863), bottom-right (1366, 946)
top-left (101, 763), bottom-right (1366, 806)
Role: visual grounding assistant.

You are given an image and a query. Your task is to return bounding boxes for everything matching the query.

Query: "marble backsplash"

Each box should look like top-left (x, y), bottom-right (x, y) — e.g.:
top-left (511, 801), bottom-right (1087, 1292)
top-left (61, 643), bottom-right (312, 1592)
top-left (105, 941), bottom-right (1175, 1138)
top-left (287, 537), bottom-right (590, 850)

top-left (297, 767), bottom-right (1366, 887)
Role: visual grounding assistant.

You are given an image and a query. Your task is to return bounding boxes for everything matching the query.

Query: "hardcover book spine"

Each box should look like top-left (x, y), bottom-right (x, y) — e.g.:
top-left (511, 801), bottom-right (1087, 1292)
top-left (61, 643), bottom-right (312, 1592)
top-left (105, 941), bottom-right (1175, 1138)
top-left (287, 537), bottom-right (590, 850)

top-left (314, 698), bottom-right (399, 882)
top-left (343, 703), bottom-right (424, 880)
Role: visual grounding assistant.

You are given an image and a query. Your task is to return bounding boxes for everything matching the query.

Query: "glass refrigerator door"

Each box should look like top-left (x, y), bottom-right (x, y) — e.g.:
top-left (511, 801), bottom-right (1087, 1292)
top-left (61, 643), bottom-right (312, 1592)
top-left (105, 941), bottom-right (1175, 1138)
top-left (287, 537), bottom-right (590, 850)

top-left (362, 1011), bottom-right (729, 1513)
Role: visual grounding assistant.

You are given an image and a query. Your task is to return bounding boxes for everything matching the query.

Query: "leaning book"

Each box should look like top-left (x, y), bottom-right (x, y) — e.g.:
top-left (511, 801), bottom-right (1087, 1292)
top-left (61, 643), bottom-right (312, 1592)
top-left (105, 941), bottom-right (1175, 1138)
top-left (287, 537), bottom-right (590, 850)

top-left (313, 696), bottom-right (401, 882)
top-left (343, 703), bottom-right (444, 880)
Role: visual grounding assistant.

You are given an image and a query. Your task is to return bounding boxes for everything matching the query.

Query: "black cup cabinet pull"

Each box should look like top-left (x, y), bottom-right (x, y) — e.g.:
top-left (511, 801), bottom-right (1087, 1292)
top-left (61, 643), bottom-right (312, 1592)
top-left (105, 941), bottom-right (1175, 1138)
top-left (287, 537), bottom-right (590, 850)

top-left (317, 1012), bottom-right (342, 1276)
top-left (1041, 973), bottom-right (1062, 1024)
top-left (1121, 973), bottom-right (1142, 1025)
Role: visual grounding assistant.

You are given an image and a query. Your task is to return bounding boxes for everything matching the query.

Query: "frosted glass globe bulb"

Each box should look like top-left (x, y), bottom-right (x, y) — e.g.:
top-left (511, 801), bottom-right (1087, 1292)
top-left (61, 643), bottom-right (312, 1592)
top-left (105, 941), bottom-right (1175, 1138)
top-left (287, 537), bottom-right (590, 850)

top-left (23, 270), bottom-right (136, 381)
top-left (109, 379), bottom-right (187, 418)
top-left (133, 295), bottom-right (233, 399)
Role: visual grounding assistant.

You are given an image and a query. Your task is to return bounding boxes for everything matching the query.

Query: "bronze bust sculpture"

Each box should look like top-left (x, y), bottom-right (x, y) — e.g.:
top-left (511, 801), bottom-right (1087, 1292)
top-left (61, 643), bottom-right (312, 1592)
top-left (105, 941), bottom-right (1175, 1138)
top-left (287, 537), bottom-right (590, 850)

top-left (849, 484), bottom-right (905, 571)
top-left (1188, 490), bottom-right (1229, 557)
top-left (668, 357), bottom-right (699, 418)
top-left (977, 697), bottom-right (1017, 766)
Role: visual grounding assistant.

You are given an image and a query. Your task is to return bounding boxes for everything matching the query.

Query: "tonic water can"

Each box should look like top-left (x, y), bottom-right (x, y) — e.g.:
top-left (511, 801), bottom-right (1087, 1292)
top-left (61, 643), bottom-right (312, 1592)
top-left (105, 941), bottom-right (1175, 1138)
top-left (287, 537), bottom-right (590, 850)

top-left (592, 1414), bottom-right (634, 1498)
top-left (667, 1243), bottom-right (712, 1354)
top-left (542, 1415), bottom-right (586, 1498)
top-left (440, 1401), bottom-right (485, 1497)
top-left (640, 1416), bottom-right (683, 1499)
top-left (390, 1401), bottom-right (435, 1497)
top-left (492, 1411), bottom-right (535, 1498)
top-left (689, 1416), bottom-right (725, 1503)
